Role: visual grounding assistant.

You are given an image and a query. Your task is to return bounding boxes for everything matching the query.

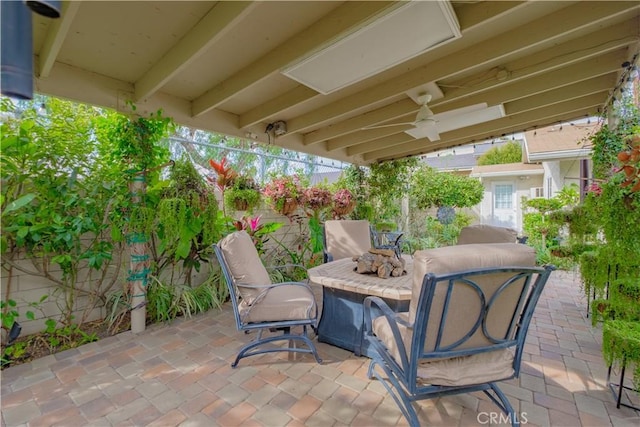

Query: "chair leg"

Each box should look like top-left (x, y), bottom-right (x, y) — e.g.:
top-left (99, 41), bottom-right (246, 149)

top-left (231, 329), bottom-right (322, 368)
top-left (369, 359), bottom-right (420, 427)
top-left (484, 384), bottom-right (519, 427)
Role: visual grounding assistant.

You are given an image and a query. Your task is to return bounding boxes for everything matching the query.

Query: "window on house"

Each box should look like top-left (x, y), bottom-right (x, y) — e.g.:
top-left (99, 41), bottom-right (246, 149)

top-left (494, 184), bottom-right (513, 209)
top-left (531, 187), bottom-right (544, 198)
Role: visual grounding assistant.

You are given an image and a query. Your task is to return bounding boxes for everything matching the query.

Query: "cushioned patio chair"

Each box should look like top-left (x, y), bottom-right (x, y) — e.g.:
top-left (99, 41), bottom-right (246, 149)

top-left (457, 224), bottom-right (518, 245)
top-left (364, 243), bottom-right (554, 426)
top-left (323, 219), bottom-right (372, 262)
top-left (214, 231), bottom-right (322, 367)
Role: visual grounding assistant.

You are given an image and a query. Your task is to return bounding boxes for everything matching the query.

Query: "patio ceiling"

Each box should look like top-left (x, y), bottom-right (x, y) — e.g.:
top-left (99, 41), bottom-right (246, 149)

top-left (33, 1), bottom-right (640, 165)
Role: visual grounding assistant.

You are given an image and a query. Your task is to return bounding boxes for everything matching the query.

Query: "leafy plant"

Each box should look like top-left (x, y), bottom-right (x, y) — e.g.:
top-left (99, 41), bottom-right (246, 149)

top-left (1, 97), bottom-right (127, 326)
top-left (602, 320), bottom-right (640, 389)
top-left (303, 186), bottom-right (332, 215)
top-left (522, 197), bottom-right (563, 248)
top-left (410, 165), bottom-right (483, 210)
top-left (145, 267), bottom-right (228, 324)
top-left (224, 175), bottom-right (261, 212)
top-left (407, 212), bottom-right (472, 249)
top-left (477, 141), bottom-right (523, 165)
top-left (331, 188), bottom-right (356, 219)
top-left (368, 158), bottom-right (417, 223)
top-left (153, 156), bottom-right (223, 281)
top-left (334, 165), bottom-right (372, 221)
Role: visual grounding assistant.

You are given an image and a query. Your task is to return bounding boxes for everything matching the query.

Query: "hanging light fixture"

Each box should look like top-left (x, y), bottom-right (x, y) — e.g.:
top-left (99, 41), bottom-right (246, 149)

top-left (1, 1), bottom-right (61, 100)
top-left (1, 1), bottom-right (33, 99)
top-left (25, 0), bottom-right (61, 18)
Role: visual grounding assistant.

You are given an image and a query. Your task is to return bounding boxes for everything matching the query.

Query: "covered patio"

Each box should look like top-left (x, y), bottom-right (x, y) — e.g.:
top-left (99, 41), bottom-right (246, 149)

top-left (23, 1), bottom-right (640, 165)
top-left (2, 1), bottom-right (640, 426)
top-left (2, 272), bottom-right (639, 426)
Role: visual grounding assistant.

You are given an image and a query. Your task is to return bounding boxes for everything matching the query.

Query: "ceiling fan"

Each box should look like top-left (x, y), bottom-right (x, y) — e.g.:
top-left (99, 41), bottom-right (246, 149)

top-left (364, 92), bottom-right (506, 142)
top-left (364, 93), bottom-right (440, 141)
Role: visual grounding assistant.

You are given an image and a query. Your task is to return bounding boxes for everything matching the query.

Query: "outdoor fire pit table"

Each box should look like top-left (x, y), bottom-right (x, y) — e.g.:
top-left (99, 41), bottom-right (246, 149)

top-left (307, 255), bottom-right (413, 357)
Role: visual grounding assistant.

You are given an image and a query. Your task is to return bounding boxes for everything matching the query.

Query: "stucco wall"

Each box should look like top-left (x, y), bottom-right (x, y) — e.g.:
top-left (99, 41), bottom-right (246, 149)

top-left (1, 205), bottom-right (306, 340)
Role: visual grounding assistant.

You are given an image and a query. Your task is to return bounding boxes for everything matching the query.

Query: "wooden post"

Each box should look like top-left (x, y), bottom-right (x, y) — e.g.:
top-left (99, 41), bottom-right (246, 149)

top-left (128, 172), bottom-right (148, 333)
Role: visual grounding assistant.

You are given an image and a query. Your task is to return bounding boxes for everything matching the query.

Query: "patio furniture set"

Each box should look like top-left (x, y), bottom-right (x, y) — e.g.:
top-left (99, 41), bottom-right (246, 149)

top-left (214, 220), bottom-right (556, 426)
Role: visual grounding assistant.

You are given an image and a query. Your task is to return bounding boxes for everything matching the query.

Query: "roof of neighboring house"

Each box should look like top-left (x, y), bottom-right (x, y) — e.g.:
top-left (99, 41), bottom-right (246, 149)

top-left (524, 122), bottom-right (599, 162)
top-left (310, 171), bottom-right (342, 185)
top-left (423, 153), bottom-right (476, 171)
top-left (470, 162), bottom-right (544, 178)
top-left (423, 140), bottom-right (513, 171)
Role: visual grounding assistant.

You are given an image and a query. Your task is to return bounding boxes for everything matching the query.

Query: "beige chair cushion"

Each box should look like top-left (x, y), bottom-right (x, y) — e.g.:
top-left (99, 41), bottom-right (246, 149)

top-left (416, 349), bottom-right (515, 386)
top-left (324, 220), bottom-right (372, 261)
top-left (238, 284), bottom-right (316, 323)
top-left (219, 231), bottom-right (272, 304)
top-left (457, 224), bottom-right (517, 245)
top-left (372, 313), bottom-right (412, 364)
top-left (409, 243), bottom-right (536, 350)
top-left (372, 312), bottom-right (514, 386)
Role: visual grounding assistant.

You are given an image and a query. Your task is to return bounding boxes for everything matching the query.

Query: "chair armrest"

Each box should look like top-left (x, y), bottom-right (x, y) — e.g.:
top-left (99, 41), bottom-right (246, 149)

top-left (364, 296), bottom-right (412, 370)
top-left (236, 282), bottom-right (276, 289)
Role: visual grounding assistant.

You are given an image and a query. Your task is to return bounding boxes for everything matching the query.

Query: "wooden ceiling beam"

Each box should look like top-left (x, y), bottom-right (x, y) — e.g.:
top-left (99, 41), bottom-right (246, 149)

top-left (346, 133), bottom-right (414, 157)
top-left (192, 1), bottom-right (402, 117)
top-left (307, 99), bottom-right (416, 146)
top-left (348, 76), bottom-right (613, 158)
top-left (300, 21), bottom-right (636, 144)
top-left (322, 52), bottom-right (623, 153)
top-left (37, 1), bottom-right (81, 78)
top-left (362, 93), bottom-right (606, 162)
top-left (238, 86), bottom-right (317, 129)
top-left (379, 107), bottom-right (598, 162)
top-left (134, 2), bottom-right (255, 102)
top-left (439, 50), bottom-right (628, 112)
top-left (286, 1), bottom-right (636, 134)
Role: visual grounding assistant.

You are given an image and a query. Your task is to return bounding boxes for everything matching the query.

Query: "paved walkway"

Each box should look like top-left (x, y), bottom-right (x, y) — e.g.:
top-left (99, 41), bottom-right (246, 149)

top-left (2, 271), bottom-right (639, 426)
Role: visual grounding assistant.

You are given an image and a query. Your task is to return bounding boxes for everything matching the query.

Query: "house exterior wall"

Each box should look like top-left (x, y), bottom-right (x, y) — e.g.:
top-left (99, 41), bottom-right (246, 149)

top-left (476, 175), bottom-right (544, 232)
top-left (543, 161), bottom-right (562, 197)
top-left (541, 159), bottom-right (584, 197)
top-left (559, 159), bottom-right (583, 192)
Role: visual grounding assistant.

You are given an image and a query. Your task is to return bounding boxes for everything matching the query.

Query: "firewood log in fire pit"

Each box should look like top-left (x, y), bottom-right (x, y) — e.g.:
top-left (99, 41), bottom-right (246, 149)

top-left (353, 248), bottom-right (406, 279)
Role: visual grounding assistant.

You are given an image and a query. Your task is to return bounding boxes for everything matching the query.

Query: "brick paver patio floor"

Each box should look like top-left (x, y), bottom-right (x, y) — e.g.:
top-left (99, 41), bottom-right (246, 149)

top-left (2, 271), bottom-right (639, 426)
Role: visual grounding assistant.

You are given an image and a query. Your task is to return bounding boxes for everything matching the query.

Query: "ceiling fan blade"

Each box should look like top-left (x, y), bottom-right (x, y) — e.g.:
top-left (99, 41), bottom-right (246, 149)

top-left (362, 121), bottom-right (414, 130)
top-left (404, 121), bottom-right (440, 141)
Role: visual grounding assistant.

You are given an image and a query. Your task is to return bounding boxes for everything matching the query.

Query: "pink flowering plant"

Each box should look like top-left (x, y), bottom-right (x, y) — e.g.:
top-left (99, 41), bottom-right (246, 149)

top-left (587, 182), bottom-right (603, 196)
top-left (332, 188), bottom-right (356, 218)
top-left (263, 175), bottom-right (304, 214)
top-left (303, 186), bottom-right (332, 212)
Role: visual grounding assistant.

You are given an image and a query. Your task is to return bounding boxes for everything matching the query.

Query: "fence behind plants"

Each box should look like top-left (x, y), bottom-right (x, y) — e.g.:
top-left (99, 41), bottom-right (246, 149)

top-left (168, 136), bottom-right (349, 185)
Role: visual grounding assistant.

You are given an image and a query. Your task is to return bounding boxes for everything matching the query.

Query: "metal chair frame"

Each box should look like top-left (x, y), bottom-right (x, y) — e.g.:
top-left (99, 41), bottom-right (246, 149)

top-left (371, 227), bottom-right (405, 258)
top-left (364, 265), bottom-right (554, 426)
top-left (213, 244), bottom-right (322, 368)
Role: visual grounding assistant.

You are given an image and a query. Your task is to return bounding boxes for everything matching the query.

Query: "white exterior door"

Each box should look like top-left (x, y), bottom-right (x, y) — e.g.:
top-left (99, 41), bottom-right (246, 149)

top-left (491, 182), bottom-right (517, 229)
